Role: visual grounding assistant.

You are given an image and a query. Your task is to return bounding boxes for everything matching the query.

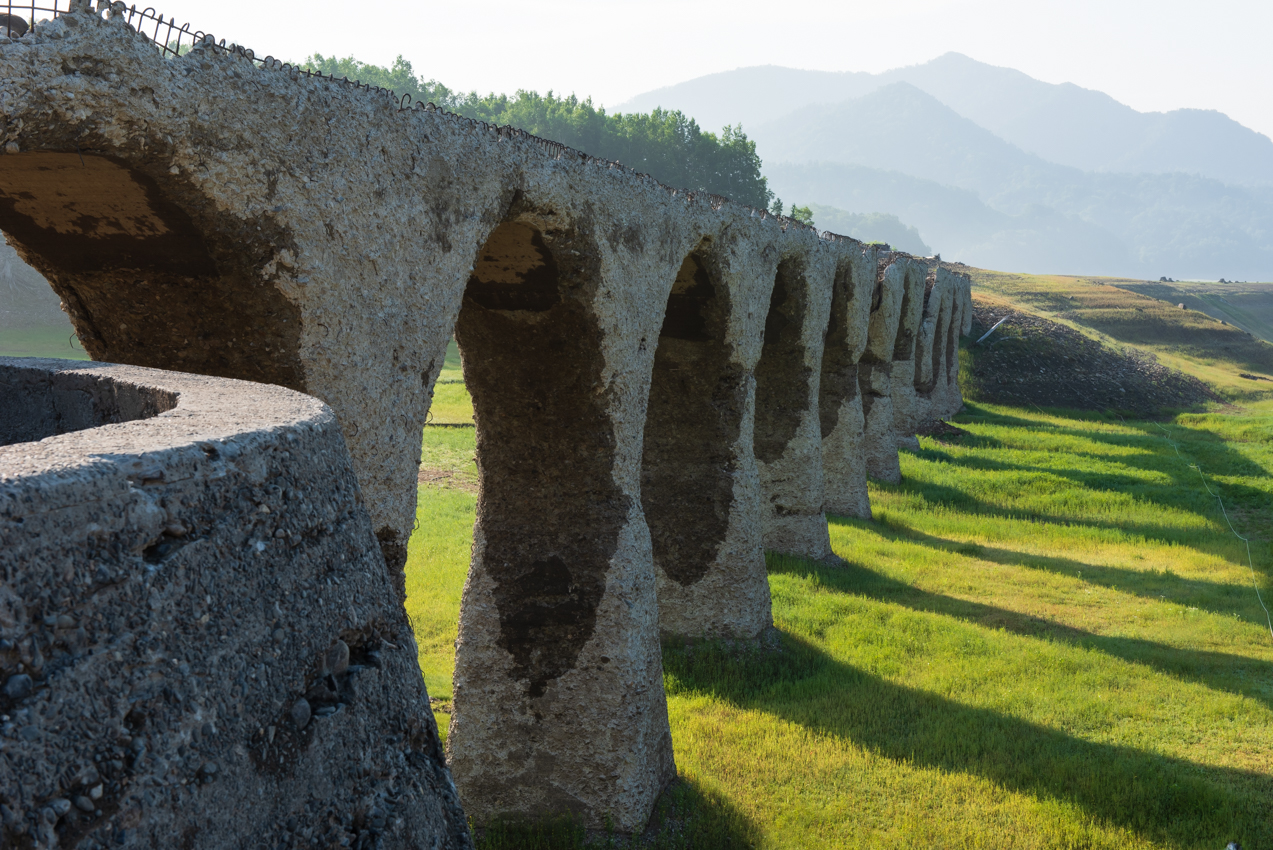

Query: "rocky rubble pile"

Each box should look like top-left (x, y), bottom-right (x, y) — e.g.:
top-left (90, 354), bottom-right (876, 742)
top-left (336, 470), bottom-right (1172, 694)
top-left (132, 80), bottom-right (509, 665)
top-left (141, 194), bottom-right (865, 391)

top-left (968, 304), bottom-right (1221, 416)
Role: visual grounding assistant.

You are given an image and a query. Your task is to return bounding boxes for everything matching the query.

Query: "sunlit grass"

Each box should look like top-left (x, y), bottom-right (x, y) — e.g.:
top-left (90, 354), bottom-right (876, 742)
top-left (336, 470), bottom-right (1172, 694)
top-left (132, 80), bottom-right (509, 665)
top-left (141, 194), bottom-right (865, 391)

top-left (404, 484), bottom-right (474, 707)
top-left (419, 424), bottom-right (478, 490)
top-left (405, 400), bottom-right (1273, 848)
top-left (429, 338), bottom-right (475, 424)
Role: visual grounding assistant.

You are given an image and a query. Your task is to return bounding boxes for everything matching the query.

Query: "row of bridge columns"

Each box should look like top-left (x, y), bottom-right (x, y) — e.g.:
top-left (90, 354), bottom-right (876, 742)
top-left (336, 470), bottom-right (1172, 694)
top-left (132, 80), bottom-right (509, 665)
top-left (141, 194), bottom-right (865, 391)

top-left (0, 8), bottom-right (972, 834)
top-left (444, 215), bottom-right (970, 828)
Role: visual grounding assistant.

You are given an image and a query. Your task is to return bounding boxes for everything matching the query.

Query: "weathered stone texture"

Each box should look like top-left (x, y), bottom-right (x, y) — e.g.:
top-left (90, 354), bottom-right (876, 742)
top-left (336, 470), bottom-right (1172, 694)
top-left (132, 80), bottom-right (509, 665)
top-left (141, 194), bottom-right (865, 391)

top-left (0, 5), bottom-right (973, 835)
top-left (889, 256), bottom-right (930, 448)
top-left (0, 358), bottom-right (467, 850)
top-left (819, 242), bottom-right (879, 518)
top-left (859, 259), bottom-right (906, 483)
top-left (642, 235), bottom-right (770, 639)
top-left (446, 193), bottom-right (678, 831)
top-left (755, 238), bottom-right (835, 560)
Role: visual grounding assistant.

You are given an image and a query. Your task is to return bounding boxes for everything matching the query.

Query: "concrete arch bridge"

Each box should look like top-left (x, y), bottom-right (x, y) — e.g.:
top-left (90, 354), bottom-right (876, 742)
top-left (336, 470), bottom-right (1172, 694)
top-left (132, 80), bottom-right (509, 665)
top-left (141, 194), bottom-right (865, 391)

top-left (0, 2), bottom-right (971, 840)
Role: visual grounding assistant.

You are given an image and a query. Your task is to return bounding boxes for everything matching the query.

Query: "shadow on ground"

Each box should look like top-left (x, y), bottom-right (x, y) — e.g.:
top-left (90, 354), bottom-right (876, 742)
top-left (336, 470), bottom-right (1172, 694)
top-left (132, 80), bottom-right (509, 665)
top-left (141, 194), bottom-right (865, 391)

top-left (663, 616), bottom-right (1272, 849)
top-left (855, 517), bottom-right (1273, 633)
top-left (782, 548), bottom-right (1273, 715)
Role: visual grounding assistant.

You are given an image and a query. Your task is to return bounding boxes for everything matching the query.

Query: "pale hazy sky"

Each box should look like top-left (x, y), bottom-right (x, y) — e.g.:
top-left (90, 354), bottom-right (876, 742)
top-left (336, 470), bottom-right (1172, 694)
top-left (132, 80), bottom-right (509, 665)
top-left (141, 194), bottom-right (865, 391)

top-left (141, 0), bottom-right (1273, 140)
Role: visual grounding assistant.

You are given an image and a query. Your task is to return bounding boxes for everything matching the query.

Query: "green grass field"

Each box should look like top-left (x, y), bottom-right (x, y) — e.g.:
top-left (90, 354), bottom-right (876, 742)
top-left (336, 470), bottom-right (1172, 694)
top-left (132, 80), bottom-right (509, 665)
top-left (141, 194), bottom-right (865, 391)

top-left (407, 404), bottom-right (1273, 848)
top-left (430, 338), bottom-right (474, 425)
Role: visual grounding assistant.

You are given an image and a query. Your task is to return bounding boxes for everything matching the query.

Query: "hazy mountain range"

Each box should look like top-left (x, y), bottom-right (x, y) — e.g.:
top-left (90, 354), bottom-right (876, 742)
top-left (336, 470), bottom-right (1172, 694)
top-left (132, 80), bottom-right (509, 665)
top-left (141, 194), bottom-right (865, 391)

top-left (618, 55), bottom-right (1273, 279)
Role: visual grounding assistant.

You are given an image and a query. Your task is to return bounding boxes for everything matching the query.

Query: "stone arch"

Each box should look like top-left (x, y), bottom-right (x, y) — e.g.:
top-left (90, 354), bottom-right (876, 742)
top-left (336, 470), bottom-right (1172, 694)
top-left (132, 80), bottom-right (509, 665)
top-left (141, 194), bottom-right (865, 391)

top-left (859, 255), bottom-right (907, 483)
top-left (640, 241), bottom-right (770, 638)
top-left (446, 198), bottom-right (674, 830)
top-left (889, 257), bottom-right (930, 444)
top-left (0, 152), bottom-right (304, 387)
top-left (819, 241), bottom-right (879, 518)
top-left (754, 248), bottom-right (834, 559)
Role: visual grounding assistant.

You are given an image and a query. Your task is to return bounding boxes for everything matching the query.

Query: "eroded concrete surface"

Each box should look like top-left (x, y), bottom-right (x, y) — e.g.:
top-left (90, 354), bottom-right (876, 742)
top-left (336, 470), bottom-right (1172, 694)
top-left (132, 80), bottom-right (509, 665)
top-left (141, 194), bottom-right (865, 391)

top-left (0, 5), bottom-right (972, 836)
top-left (0, 359), bottom-right (468, 850)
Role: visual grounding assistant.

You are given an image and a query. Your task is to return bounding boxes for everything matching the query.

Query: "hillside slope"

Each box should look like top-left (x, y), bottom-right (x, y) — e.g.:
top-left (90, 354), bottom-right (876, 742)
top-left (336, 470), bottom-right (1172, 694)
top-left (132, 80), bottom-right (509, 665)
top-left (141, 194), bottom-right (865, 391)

top-left (1112, 281), bottom-right (1273, 347)
top-left (959, 267), bottom-right (1273, 409)
top-left (963, 302), bottom-right (1221, 416)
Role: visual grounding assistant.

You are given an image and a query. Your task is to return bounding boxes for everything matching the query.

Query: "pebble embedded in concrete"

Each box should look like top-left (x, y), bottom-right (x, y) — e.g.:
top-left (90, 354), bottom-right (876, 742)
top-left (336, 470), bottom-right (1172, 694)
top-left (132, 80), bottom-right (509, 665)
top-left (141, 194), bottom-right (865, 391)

top-left (3, 673), bottom-right (32, 699)
top-left (326, 640), bottom-right (350, 676)
top-left (291, 698), bottom-right (311, 730)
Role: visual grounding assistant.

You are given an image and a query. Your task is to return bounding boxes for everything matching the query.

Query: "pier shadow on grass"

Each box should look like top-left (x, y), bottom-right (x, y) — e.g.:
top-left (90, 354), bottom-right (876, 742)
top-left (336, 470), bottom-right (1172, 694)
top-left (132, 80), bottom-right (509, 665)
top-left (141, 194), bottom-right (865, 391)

top-left (662, 627), bottom-right (1272, 849)
top-left (953, 403), bottom-right (1272, 486)
top-left (910, 436), bottom-right (1272, 529)
top-left (863, 517), bottom-right (1273, 633)
top-left (776, 551), bottom-right (1273, 715)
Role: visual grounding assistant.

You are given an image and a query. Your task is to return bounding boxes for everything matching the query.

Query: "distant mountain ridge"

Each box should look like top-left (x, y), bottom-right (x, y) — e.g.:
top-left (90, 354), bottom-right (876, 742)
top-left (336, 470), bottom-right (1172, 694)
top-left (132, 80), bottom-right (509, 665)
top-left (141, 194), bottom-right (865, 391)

top-left (617, 54), bottom-right (1273, 187)
top-left (618, 58), bottom-right (1273, 279)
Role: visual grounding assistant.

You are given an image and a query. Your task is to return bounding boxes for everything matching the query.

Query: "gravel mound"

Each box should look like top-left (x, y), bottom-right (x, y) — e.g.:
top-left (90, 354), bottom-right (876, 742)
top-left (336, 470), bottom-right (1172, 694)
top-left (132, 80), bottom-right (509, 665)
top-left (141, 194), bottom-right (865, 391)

top-left (968, 304), bottom-right (1221, 416)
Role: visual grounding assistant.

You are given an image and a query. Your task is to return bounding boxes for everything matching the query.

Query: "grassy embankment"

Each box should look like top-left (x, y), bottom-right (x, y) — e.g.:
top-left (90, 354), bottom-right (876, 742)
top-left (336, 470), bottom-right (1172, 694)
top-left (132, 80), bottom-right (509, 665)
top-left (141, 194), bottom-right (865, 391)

top-left (407, 270), bottom-right (1273, 848)
top-left (966, 269), bottom-right (1273, 405)
top-left (1114, 280), bottom-right (1273, 347)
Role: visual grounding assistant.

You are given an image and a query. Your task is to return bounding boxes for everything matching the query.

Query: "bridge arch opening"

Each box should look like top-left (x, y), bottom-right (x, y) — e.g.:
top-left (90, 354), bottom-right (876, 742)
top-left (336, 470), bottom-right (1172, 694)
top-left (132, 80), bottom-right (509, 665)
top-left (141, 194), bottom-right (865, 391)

top-left (640, 244), bottom-right (767, 637)
top-left (818, 261), bottom-right (860, 441)
top-left (754, 254), bottom-right (832, 559)
top-left (917, 276), bottom-right (952, 396)
top-left (0, 151), bottom-right (304, 387)
top-left (447, 205), bottom-right (673, 828)
top-left (819, 253), bottom-right (874, 518)
top-left (643, 248), bottom-right (736, 587)
top-left (451, 214), bottom-right (625, 699)
top-left (892, 260), bottom-right (926, 363)
top-left (754, 257), bottom-right (812, 465)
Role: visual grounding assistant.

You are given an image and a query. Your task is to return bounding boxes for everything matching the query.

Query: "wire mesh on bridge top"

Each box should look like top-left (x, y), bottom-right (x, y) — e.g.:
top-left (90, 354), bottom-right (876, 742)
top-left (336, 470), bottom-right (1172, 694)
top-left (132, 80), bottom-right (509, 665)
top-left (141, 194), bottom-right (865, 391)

top-left (0, 0), bottom-right (425, 109)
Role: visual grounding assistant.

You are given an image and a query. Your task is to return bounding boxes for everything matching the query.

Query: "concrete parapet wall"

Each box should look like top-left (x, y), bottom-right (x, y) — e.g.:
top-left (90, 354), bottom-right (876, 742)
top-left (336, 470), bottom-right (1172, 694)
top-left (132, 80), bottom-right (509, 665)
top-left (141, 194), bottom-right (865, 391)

top-left (0, 5), bottom-right (973, 834)
top-left (0, 358), bottom-right (467, 849)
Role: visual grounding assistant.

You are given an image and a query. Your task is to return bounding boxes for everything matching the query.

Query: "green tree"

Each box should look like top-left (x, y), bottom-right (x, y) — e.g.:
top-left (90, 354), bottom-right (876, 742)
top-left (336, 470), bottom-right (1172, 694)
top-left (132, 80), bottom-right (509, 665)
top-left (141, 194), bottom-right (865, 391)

top-left (789, 204), bottom-right (815, 226)
top-left (299, 56), bottom-right (774, 209)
